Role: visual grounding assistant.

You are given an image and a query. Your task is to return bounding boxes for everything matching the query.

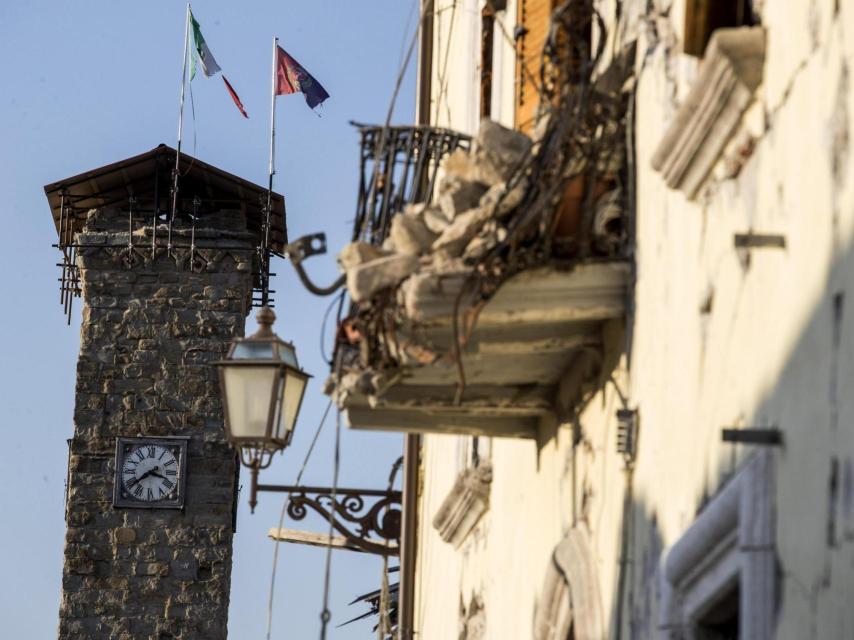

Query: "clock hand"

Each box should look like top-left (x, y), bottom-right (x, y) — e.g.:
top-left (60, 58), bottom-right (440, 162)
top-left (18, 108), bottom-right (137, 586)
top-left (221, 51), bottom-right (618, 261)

top-left (134, 468), bottom-right (157, 482)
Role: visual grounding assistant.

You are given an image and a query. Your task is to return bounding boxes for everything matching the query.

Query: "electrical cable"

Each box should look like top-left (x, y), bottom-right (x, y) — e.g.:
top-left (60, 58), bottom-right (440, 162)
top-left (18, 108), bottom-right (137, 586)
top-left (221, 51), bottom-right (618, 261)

top-left (265, 398), bottom-right (335, 640)
top-left (355, 0), bottom-right (434, 242)
top-left (433, 0), bottom-right (458, 125)
top-left (320, 291), bottom-right (346, 365)
top-left (318, 403), bottom-right (343, 639)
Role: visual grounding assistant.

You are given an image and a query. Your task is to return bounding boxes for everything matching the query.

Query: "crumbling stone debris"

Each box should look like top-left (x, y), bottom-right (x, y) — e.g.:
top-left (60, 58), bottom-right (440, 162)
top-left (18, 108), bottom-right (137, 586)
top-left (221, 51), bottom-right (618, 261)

top-left (422, 205), bottom-right (454, 234)
top-left (464, 222), bottom-right (508, 261)
top-left (479, 178), bottom-right (529, 219)
top-left (438, 175), bottom-right (490, 220)
top-left (473, 119), bottom-right (533, 184)
top-left (337, 241), bottom-right (391, 272)
top-left (346, 253), bottom-right (420, 302)
top-left (442, 148), bottom-right (481, 182)
top-left (432, 206), bottom-right (496, 257)
top-left (387, 209), bottom-right (438, 255)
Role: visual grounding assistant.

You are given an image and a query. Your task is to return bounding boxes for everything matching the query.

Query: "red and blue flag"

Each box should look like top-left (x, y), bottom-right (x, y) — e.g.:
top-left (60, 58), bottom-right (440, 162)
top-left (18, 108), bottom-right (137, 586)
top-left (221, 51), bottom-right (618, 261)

top-left (275, 45), bottom-right (330, 110)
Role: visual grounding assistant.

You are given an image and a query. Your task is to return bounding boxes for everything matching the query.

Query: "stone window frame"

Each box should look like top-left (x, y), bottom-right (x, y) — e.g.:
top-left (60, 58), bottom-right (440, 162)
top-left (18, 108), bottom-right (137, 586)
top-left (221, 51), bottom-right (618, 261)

top-left (658, 450), bottom-right (776, 639)
top-left (650, 27), bottom-right (766, 200)
top-left (432, 436), bottom-right (493, 549)
top-left (533, 526), bottom-right (605, 640)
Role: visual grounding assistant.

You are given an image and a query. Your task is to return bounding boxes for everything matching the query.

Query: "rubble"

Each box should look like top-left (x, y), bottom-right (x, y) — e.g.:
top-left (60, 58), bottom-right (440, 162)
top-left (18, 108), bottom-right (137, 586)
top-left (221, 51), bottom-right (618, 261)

top-left (387, 208), bottom-right (437, 255)
top-left (479, 178), bottom-right (529, 219)
top-left (346, 253), bottom-right (420, 302)
top-left (437, 176), bottom-right (489, 220)
top-left (432, 206), bottom-right (495, 257)
top-left (338, 241), bottom-right (391, 272)
top-left (423, 205), bottom-right (453, 234)
top-left (336, 97), bottom-right (628, 374)
top-left (472, 119), bottom-right (533, 184)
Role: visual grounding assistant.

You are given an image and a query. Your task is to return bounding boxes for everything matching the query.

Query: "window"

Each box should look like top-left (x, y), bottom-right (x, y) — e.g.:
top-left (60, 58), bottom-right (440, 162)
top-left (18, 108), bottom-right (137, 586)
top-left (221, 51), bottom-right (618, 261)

top-left (684, 0), bottom-right (755, 57)
top-left (515, 0), bottom-right (552, 131)
top-left (659, 451), bottom-right (775, 639)
top-left (696, 582), bottom-right (740, 640)
top-left (515, 0), bottom-right (592, 132)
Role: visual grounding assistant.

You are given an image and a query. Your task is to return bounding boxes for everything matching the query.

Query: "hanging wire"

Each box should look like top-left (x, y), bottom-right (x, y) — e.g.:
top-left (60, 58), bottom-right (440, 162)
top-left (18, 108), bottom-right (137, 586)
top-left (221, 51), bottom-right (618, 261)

top-left (433, 1), bottom-right (458, 125)
top-left (320, 290), bottom-right (346, 365)
top-left (265, 398), bottom-right (335, 640)
top-left (355, 0), bottom-right (434, 242)
top-left (318, 403), bottom-right (343, 639)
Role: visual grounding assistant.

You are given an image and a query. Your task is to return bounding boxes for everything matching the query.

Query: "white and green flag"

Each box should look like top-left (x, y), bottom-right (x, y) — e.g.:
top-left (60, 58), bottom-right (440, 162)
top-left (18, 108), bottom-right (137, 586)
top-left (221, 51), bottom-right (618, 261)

top-left (190, 11), bottom-right (221, 79)
top-left (187, 9), bottom-right (247, 117)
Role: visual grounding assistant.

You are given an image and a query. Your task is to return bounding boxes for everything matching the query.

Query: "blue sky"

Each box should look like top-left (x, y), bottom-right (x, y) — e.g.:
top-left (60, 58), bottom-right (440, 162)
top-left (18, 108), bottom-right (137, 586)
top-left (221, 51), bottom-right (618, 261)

top-left (0, 1), bottom-right (417, 637)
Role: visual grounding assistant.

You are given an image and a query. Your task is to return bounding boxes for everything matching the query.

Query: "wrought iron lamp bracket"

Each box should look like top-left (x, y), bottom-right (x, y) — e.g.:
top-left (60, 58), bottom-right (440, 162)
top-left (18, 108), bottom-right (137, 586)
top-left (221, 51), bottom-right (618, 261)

top-left (251, 474), bottom-right (402, 555)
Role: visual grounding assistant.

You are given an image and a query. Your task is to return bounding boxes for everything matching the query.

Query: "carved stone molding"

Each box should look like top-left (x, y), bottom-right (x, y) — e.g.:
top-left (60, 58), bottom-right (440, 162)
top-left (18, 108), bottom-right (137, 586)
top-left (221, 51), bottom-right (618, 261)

top-left (432, 463), bottom-right (492, 549)
top-left (651, 27), bottom-right (766, 200)
top-left (533, 526), bottom-right (605, 640)
top-left (658, 450), bottom-right (776, 639)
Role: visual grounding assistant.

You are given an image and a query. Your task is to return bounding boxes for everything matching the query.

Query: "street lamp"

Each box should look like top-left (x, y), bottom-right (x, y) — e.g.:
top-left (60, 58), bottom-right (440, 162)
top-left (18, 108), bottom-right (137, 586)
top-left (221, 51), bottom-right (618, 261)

top-left (215, 306), bottom-right (402, 555)
top-left (215, 306), bottom-right (310, 511)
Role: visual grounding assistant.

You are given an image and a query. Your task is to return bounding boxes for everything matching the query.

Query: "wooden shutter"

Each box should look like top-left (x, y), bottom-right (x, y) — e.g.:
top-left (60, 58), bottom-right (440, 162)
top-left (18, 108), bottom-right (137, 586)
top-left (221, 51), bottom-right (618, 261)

top-left (515, 0), bottom-right (553, 132)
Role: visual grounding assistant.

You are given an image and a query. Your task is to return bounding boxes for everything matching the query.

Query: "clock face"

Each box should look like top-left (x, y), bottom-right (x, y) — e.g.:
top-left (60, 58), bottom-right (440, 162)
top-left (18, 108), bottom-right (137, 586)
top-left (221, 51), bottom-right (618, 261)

top-left (121, 444), bottom-right (178, 502)
top-left (113, 437), bottom-right (188, 509)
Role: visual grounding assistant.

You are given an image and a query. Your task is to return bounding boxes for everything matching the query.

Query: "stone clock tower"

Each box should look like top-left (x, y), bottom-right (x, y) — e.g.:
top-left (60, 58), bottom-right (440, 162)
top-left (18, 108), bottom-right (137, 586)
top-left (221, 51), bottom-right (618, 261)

top-left (47, 146), bottom-right (286, 639)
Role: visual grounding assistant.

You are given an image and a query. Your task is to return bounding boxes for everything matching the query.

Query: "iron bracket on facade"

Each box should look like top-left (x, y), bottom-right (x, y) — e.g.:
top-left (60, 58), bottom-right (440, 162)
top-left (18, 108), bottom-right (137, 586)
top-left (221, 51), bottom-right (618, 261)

top-left (721, 427), bottom-right (784, 446)
top-left (284, 232), bottom-right (346, 297)
top-left (252, 475), bottom-right (402, 556)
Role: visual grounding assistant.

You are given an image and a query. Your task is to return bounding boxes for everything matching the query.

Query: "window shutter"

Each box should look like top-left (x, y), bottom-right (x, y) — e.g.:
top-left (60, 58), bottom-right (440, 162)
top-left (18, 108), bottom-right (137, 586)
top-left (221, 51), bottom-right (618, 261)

top-left (515, 0), bottom-right (552, 132)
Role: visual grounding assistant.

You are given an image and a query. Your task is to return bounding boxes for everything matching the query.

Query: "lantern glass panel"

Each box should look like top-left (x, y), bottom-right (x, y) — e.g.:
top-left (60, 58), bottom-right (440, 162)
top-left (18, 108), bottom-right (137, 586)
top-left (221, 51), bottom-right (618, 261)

top-left (221, 365), bottom-right (278, 440)
top-left (233, 341), bottom-right (275, 360)
top-left (278, 370), bottom-right (307, 437)
top-left (277, 342), bottom-right (299, 368)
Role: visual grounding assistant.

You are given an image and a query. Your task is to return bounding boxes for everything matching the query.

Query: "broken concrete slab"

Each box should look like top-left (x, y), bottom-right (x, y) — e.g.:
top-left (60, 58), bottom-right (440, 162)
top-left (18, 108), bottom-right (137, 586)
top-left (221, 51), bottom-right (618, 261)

top-left (464, 223), bottom-right (507, 261)
top-left (346, 253), bottom-right (420, 302)
top-left (437, 176), bottom-right (489, 220)
top-left (388, 213), bottom-right (438, 255)
top-left (479, 178), bottom-right (529, 219)
top-left (473, 119), bottom-right (533, 184)
top-left (338, 241), bottom-right (392, 272)
top-left (423, 206), bottom-right (453, 234)
top-left (432, 206), bottom-right (495, 257)
top-left (442, 148), bottom-right (481, 182)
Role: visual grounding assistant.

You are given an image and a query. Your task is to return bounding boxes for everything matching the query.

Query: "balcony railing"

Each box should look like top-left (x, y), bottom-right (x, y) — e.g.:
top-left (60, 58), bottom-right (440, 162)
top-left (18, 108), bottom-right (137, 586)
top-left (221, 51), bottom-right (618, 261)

top-left (350, 123), bottom-right (471, 246)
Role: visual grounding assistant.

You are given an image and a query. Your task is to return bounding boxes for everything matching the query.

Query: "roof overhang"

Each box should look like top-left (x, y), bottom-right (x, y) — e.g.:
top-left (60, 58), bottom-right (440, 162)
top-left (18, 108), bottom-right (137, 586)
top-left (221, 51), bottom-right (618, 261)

top-left (43, 144), bottom-right (287, 254)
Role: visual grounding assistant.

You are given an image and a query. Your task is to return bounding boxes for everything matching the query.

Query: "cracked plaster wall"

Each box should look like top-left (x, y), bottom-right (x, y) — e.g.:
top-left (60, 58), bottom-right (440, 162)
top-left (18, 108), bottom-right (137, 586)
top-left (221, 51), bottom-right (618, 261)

top-left (414, 0), bottom-right (854, 638)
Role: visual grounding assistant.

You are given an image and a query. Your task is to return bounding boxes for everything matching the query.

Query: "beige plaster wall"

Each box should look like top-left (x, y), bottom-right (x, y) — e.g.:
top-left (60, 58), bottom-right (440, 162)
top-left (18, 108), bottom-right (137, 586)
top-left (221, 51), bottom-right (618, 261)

top-left (414, 0), bottom-right (854, 638)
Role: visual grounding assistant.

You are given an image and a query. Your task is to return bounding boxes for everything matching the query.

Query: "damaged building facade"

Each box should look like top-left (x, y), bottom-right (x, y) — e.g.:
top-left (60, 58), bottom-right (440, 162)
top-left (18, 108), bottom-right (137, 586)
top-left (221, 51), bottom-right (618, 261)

top-left (331, 0), bottom-right (854, 638)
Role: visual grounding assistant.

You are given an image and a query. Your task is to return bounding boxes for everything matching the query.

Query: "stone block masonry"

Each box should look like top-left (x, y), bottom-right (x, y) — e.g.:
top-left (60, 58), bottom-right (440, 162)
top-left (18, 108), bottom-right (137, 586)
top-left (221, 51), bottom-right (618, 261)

top-left (59, 208), bottom-right (255, 640)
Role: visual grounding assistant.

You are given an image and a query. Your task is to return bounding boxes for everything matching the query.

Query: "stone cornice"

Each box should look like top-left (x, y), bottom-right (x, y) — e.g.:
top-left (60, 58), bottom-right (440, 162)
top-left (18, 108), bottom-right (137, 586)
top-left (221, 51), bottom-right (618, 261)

top-left (431, 463), bottom-right (492, 549)
top-left (651, 27), bottom-right (766, 200)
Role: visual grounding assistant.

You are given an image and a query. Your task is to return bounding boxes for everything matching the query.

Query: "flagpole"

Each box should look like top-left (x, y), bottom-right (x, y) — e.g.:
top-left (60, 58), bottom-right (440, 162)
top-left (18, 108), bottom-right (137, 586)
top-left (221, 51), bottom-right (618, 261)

top-left (170, 2), bottom-right (192, 251)
top-left (262, 36), bottom-right (278, 307)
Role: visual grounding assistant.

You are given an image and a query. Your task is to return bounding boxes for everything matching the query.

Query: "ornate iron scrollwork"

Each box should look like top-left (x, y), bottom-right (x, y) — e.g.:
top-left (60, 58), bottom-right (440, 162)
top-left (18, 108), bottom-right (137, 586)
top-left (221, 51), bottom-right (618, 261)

top-left (261, 484), bottom-right (402, 556)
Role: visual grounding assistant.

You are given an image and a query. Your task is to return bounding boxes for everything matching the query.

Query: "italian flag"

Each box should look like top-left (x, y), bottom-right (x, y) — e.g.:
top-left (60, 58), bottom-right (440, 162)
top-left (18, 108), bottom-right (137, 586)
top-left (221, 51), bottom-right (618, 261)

top-left (189, 10), bottom-right (248, 118)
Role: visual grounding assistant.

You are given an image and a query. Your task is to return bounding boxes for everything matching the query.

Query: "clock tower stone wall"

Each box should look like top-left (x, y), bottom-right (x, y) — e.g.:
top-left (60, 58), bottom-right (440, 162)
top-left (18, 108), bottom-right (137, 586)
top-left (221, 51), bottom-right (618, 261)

top-left (59, 207), bottom-right (254, 639)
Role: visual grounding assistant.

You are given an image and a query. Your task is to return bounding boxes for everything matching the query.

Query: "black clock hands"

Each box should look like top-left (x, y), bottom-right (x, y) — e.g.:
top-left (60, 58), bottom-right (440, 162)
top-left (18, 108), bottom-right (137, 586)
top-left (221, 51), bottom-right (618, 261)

top-left (132, 466), bottom-right (163, 484)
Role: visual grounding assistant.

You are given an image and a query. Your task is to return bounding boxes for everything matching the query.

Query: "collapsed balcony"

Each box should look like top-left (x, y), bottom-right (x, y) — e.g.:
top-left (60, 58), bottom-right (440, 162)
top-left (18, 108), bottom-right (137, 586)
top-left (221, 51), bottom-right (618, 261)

top-left (330, 52), bottom-right (635, 438)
